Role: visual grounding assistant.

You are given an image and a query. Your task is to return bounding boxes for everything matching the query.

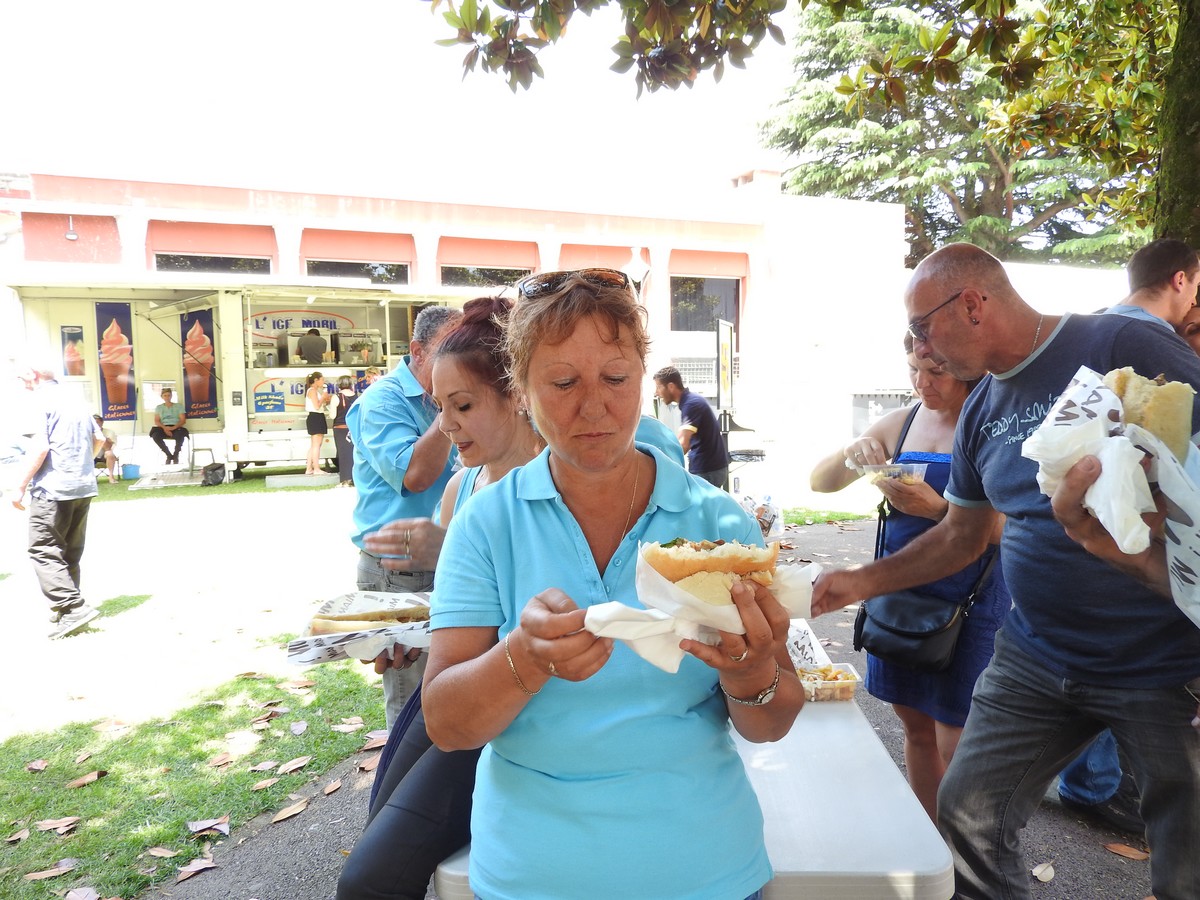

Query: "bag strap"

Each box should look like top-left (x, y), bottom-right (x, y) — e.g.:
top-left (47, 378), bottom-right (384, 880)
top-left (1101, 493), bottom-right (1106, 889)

top-left (875, 400), bottom-right (1000, 608)
top-left (874, 402), bottom-right (923, 559)
top-left (964, 547), bottom-right (999, 611)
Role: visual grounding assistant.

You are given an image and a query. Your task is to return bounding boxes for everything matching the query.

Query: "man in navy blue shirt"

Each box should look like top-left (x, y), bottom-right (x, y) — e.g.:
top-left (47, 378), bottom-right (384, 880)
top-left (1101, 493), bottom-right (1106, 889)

top-left (653, 366), bottom-right (728, 488)
top-left (813, 243), bottom-right (1200, 900)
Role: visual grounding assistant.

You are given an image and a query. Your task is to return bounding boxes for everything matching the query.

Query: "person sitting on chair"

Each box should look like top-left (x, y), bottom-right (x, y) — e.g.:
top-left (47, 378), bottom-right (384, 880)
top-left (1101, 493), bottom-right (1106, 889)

top-left (149, 387), bottom-right (189, 464)
top-left (92, 414), bottom-right (118, 483)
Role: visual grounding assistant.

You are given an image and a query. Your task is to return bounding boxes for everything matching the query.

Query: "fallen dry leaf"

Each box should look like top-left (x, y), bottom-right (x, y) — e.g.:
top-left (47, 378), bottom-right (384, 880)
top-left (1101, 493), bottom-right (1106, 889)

top-left (357, 753), bottom-right (380, 773)
top-left (207, 752), bottom-right (233, 768)
top-left (66, 770), bottom-right (108, 789)
top-left (147, 847), bottom-right (180, 858)
top-left (176, 857), bottom-right (217, 883)
top-left (276, 679), bottom-right (316, 690)
top-left (186, 816), bottom-right (230, 836)
top-left (1104, 842), bottom-right (1150, 861)
top-left (250, 710), bottom-right (280, 725)
top-left (1031, 861), bottom-right (1055, 882)
top-left (92, 719), bottom-right (130, 733)
top-left (252, 777), bottom-right (280, 791)
top-left (237, 671), bottom-right (265, 679)
top-left (249, 760), bottom-right (278, 772)
top-left (277, 756), bottom-right (312, 775)
top-left (35, 816), bottom-right (81, 833)
top-left (360, 735), bottom-right (387, 752)
top-left (6, 827), bottom-right (30, 844)
top-left (251, 699), bottom-right (284, 709)
top-left (290, 721), bottom-right (308, 736)
top-left (74, 751), bottom-right (92, 765)
top-left (23, 857), bottom-right (79, 880)
top-left (324, 779), bottom-right (342, 795)
top-left (26, 759), bottom-right (48, 772)
top-left (271, 798), bottom-right (309, 823)
top-left (65, 887), bottom-right (100, 900)
top-left (342, 715), bottom-right (364, 725)
top-left (331, 723), bottom-right (363, 733)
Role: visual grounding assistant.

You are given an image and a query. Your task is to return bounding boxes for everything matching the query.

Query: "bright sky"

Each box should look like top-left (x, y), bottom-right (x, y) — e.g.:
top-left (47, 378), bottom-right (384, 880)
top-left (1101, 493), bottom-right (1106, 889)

top-left (4, 0), bottom-right (796, 204)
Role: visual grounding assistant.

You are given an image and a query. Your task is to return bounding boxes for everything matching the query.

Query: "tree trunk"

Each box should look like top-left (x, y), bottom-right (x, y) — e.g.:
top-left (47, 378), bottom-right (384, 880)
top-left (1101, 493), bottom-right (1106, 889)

top-left (1156, 0), bottom-right (1200, 242)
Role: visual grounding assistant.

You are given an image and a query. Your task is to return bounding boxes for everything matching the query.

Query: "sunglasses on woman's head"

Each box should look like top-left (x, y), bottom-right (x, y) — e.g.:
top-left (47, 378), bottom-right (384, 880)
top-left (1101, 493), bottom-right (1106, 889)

top-left (516, 268), bottom-right (631, 300)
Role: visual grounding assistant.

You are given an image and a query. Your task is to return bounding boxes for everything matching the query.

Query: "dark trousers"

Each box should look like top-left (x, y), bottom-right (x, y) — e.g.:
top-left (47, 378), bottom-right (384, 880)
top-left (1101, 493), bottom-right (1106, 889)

top-left (337, 704), bottom-right (478, 900)
top-left (149, 425), bottom-right (189, 460)
top-left (28, 493), bottom-right (92, 613)
top-left (333, 426), bottom-right (354, 483)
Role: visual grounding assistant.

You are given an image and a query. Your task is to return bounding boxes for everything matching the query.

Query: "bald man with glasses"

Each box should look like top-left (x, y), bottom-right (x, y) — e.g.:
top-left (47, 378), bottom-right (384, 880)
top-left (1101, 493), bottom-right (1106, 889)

top-left (813, 243), bottom-right (1200, 900)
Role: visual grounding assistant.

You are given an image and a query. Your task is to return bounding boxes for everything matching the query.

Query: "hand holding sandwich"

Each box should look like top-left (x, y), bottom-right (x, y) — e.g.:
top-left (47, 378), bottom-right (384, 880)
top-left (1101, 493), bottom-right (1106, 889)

top-left (678, 578), bottom-right (791, 685)
top-left (1051, 454), bottom-right (1170, 597)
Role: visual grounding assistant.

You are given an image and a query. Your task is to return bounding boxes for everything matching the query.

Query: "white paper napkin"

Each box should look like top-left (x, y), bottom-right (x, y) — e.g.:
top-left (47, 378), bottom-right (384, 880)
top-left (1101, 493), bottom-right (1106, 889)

top-left (1021, 365), bottom-right (1200, 628)
top-left (582, 547), bottom-right (821, 672)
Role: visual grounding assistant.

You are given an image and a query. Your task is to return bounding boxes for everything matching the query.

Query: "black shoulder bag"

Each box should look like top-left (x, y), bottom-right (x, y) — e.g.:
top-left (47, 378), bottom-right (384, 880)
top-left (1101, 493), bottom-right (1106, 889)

top-left (851, 404), bottom-right (998, 673)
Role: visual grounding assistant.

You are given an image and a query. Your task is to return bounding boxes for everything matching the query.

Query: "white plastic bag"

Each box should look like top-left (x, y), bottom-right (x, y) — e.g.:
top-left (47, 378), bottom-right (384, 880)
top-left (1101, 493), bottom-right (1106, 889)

top-left (739, 494), bottom-right (784, 541)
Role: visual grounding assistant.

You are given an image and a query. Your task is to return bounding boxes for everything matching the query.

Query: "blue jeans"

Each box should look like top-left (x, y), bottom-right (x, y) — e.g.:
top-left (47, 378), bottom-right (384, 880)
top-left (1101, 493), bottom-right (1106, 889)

top-left (938, 628), bottom-right (1200, 900)
top-left (1057, 728), bottom-right (1121, 804)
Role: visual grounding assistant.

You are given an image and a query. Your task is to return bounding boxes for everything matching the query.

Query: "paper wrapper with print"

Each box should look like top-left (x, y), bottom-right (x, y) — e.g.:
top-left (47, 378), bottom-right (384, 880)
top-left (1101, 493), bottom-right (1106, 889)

top-left (1021, 365), bottom-right (1200, 629)
top-left (582, 546), bottom-right (819, 673)
top-left (287, 591), bottom-right (432, 666)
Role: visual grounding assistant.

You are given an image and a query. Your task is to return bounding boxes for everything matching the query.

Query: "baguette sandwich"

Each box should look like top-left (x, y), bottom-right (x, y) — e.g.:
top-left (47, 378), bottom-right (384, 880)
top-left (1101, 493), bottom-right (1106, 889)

top-left (309, 606), bottom-right (429, 636)
top-left (642, 539), bottom-right (779, 605)
top-left (1103, 367), bottom-right (1196, 461)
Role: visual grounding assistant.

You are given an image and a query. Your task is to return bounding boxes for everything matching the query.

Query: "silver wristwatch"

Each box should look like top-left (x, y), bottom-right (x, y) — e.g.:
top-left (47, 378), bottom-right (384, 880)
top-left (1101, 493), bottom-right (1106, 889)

top-left (723, 663), bottom-right (781, 707)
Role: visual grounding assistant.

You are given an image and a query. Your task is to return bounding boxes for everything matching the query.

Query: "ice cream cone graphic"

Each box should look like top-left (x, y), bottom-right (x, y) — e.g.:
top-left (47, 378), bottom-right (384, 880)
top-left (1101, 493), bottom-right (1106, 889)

top-left (100, 319), bottom-right (132, 405)
top-left (63, 340), bottom-right (85, 376)
top-left (184, 321), bottom-right (214, 404)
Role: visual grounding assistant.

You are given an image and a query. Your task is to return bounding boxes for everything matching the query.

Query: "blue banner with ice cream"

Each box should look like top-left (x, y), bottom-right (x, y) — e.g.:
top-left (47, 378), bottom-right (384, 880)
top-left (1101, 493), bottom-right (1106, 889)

top-left (181, 309), bottom-right (217, 419)
top-left (96, 302), bottom-right (136, 421)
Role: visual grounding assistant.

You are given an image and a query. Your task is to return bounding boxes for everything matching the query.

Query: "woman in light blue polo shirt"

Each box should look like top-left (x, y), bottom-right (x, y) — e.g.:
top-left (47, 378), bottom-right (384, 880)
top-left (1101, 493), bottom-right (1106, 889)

top-left (423, 269), bottom-right (804, 900)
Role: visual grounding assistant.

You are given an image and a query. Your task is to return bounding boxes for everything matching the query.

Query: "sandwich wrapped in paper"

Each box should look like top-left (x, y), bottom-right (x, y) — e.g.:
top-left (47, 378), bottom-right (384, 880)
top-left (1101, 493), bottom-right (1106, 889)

top-left (1021, 365), bottom-right (1200, 629)
top-left (584, 539), bottom-right (820, 672)
top-left (288, 591), bottom-right (432, 665)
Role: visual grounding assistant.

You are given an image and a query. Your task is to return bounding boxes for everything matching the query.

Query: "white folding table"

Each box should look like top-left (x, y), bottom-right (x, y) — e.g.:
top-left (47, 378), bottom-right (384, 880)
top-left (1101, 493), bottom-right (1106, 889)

top-left (735, 700), bottom-right (954, 899)
top-left (435, 700), bottom-right (954, 900)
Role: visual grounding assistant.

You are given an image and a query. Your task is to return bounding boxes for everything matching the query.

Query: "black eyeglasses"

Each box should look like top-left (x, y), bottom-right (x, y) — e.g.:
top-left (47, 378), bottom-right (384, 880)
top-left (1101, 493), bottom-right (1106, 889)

top-left (908, 289), bottom-right (964, 343)
top-left (516, 268), bottom-right (631, 300)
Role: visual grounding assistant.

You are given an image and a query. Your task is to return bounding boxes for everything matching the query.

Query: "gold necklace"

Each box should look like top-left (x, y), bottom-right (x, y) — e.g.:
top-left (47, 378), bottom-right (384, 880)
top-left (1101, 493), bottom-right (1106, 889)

top-left (1031, 313), bottom-right (1044, 355)
top-left (619, 454), bottom-right (642, 544)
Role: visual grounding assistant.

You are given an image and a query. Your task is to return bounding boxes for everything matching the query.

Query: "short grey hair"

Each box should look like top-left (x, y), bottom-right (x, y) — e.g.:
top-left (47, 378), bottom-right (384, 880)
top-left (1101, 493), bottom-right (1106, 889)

top-left (412, 306), bottom-right (463, 346)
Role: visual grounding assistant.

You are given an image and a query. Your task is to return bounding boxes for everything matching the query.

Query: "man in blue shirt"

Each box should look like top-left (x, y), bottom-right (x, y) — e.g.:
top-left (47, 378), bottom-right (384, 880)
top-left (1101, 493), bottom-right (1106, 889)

top-left (1103, 238), bottom-right (1199, 329)
top-left (13, 365), bottom-right (104, 639)
top-left (346, 305), bottom-right (461, 724)
top-left (1060, 238), bottom-right (1199, 834)
top-left (653, 365), bottom-right (729, 488)
top-left (814, 243), bottom-right (1200, 899)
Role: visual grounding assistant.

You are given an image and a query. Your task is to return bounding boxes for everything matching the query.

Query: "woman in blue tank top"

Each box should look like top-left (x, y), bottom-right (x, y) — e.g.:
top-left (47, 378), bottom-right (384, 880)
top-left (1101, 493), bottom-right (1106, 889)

top-left (810, 334), bottom-right (1010, 822)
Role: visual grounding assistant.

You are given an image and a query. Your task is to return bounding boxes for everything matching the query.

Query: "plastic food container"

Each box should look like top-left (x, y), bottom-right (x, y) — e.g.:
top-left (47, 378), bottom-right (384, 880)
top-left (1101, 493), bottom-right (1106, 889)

top-left (796, 663), bottom-right (861, 701)
top-left (861, 463), bottom-right (928, 484)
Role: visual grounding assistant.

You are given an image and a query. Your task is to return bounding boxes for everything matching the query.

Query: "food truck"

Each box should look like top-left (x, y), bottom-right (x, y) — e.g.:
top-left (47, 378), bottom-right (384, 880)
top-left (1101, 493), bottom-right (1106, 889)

top-left (11, 279), bottom-right (476, 472)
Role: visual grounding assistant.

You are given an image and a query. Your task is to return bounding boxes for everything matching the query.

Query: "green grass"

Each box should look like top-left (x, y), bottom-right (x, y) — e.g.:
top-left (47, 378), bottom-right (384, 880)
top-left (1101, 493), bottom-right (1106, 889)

top-left (93, 465), bottom-right (335, 502)
top-left (784, 507), bottom-right (873, 525)
top-left (0, 662), bottom-right (384, 899)
top-left (96, 594), bottom-right (152, 618)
